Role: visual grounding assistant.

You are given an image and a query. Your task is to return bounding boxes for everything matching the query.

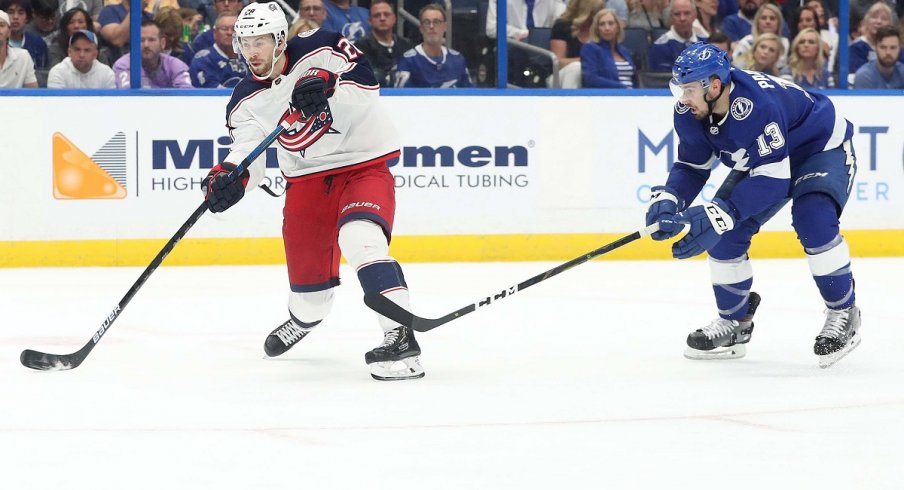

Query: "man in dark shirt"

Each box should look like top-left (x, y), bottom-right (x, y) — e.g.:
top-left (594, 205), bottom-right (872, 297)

top-left (353, 0), bottom-right (410, 87)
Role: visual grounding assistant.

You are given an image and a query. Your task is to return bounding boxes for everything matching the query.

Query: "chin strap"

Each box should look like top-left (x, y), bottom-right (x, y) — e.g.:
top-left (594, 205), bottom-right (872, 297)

top-left (704, 80), bottom-right (728, 120)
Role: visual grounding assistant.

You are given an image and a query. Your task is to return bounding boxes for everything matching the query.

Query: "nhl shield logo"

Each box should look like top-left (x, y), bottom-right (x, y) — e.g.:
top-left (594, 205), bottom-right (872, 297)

top-left (730, 97), bottom-right (753, 121)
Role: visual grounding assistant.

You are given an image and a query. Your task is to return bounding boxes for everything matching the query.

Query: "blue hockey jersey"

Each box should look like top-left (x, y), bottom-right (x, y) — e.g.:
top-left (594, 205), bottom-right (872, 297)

top-left (395, 45), bottom-right (473, 88)
top-left (667, 69), bottom-right (852, 221)
top-left (190, 45), bottom-right (248, 88)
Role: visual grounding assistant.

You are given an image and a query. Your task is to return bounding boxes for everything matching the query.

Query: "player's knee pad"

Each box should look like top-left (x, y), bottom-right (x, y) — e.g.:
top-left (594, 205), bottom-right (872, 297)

top-left (338, 220), bottom-right (390, 269)
top-left (806, 234), bottom-right (851, 277)
top-left (288, 289), bottom-right (335, 324)
top-left (792, 192), bottom-right (840, 249)
top-left (338, 220), bottom-right (407, 294)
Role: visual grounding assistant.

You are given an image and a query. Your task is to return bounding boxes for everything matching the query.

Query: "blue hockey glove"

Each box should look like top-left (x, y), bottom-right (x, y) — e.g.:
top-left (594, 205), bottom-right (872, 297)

top-left (645, 186), bottom-right (686, 241)
top-left (669, 198), bottom-right (737, 259)
top-left (291, 68), bottom-right (337, 118)
top-left (202, 162), bottom-right (249, 213)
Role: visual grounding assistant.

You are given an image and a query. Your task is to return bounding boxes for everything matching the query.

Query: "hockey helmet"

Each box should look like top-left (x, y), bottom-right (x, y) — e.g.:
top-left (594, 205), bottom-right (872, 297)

top-left (671, 42), bottom-right (731, 89)
top-left (233, 2), bottom-right (288, 53)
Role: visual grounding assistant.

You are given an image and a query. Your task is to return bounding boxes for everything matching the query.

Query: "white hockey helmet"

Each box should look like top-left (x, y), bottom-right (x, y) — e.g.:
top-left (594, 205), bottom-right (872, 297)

top-left (232, 2), bottom-right (289, 57)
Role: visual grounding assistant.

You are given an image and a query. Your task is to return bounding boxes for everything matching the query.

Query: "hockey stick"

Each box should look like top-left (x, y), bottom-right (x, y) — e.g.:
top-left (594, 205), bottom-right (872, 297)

top-left (364, 223), bottom-right (660, 332)
top-left (20, 112), bottom-right (302, 371)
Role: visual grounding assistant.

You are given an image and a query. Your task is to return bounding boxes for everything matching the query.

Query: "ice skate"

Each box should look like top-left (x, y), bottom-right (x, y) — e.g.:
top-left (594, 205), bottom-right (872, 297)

top-left (365, 326), bottom-right (425, 381)
top-left (814, 305), bottom-right (861, 369)
top-left (685, 292), bottom-right (761, 360)
top-left (264, 319), bottom-right (315, 357)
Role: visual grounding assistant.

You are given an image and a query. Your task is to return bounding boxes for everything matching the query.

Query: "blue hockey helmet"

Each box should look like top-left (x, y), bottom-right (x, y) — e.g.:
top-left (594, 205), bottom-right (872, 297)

top-left (671, 42), bottom-right (731, 88)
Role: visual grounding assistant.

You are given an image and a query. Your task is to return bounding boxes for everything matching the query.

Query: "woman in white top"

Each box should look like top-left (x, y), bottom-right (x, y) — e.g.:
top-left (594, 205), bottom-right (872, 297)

top-left (732, 4), bottom-right (790, 70)
top-left (736, 32), bottom-right (785, 76)
top-left (692, 0), bottom-right (719, 39)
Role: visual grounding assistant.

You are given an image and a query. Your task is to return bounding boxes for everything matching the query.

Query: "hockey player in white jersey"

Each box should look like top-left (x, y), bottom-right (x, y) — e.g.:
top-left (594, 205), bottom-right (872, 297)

top-left (645, 42), bottom-right (861, 368)
top-left (202, 2), bottom-right (424, 380)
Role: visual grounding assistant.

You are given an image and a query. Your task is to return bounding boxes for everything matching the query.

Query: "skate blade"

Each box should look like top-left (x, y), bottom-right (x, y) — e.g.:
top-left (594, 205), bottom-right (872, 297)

top-left (684, 343), bottom-right (747, 360)
top-left (818, 335), bottom-right (861, 369)
top-left (369, 356), bottom-right (425, 381)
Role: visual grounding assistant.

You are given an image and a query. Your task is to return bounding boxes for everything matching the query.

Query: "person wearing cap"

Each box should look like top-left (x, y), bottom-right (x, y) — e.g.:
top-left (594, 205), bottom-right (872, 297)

top-left (0, 9), bottom-right (39, 86)
top-left (0, 0), bottom-right (49, 68)
top-left (112, 19), bottom-right (190, 87)
top-left (46, 27), bottom-right (113, 87)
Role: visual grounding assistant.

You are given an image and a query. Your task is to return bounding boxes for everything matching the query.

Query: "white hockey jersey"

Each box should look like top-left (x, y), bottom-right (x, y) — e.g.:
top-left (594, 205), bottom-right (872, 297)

top-left (224, 28), bottom-right (400, 189)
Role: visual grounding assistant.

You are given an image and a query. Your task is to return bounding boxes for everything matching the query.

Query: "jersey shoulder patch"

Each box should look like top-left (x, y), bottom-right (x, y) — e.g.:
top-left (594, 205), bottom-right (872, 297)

top-left (402, 48), bottom-right (417, 58)
top-left (730, 97), bottom-right (753, 121)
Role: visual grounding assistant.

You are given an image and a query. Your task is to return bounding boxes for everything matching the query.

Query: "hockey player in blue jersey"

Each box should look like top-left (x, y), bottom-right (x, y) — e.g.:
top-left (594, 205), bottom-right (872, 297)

top-left (645, 42), bottom-right (861, 368)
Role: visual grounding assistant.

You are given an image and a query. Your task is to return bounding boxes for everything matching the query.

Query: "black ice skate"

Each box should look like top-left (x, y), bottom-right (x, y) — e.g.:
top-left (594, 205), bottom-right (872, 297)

top-left (814, 305), bottom-right (861, 369)
top-left (264, 319), bottom-right (315, 357)
top-left (685, 292), bottom-right (761, 360)
top-left (365, 326), bottom-right (425, 381)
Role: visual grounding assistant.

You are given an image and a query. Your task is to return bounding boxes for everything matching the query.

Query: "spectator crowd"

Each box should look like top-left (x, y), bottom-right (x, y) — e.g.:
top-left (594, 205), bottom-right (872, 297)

top-left (2, 0), bottom-right (904, 89)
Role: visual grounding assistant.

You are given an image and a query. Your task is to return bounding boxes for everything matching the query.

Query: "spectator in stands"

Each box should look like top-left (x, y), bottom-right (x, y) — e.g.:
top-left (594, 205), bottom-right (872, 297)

top-left (550, 0), bottom-right (604, 87)
top-left (321, 0), bottom-right (369, 42)
top-left (487, 0), bottom-right (565, 88)
top-left (849, 2), bottom-right (901, 77)
top-left (395, 4), bottom-right (471, 87)
top-left (113, 19), bottom-right (190, 87)
top-left (854, 25), bottom-right (904, 89)
top-left (155, 6), bottom-right (193, 64)
top-left (25, 0), bottom-right (56, 45)
top-left (179, 7), bottom-right (202, 40)
top-left (98, 0), bottom-right (152, 60)
top-left (708, 31), bottom-right (732, 60)
top-left (648, 0), bottom-right (703, 72)
top-left (693, 0), bottom-right (719, 38)
top-left (627, 0), bottom-right (667, 34)
top-left (46, 28), bottom-right (113, 86)
top-left (581, 8), bottom-right (634, 88)
top-left (720, 0), bottom-right (763, 42)
top-left (790, 6), bottom-right (831, 63)
top-left (298, 0), bottom-right (327, 26)
top-left (288, 17), bottom-right (317, 37)
top-left (55, 0), bottom-right (102, 26)
top-left (48, 7), bottom-right (106, 66)
top-left (189, 0), bottom-right (239, 53)
top-left (355, 0), bottom-right (410, 87)
top-left (486, 0), bottom-right (565, 41)
top-left (802, 1), bottom-right (838, 73)
top-left (550, 0), bottom-right (603, 67)
top-left (0, 0), bottom-right (48, 67)
top-left (732, 4), bottom-right (789, 69)
top-left (735, 31), bottom-right (783, 75)
top-left (0, 8), bottom-right (38, 86)
top-left (781, 27), bottom-right (832, 89)
top-left (189, 12), bottom-right (245, 87)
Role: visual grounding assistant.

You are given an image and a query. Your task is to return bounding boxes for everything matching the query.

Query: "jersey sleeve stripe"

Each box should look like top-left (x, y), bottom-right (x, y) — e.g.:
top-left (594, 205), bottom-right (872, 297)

top-left (749, 157), bottom-right (790, 179)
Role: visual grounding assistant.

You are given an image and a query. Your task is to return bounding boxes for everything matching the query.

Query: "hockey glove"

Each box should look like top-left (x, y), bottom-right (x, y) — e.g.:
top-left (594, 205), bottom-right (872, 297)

top-left (645, 186), bottom-right (686, 241)
top-left (202, 162), bottom-right (249, 213)
top-left (669, 198), bottom-right (738, 259)
top-left (291, 68), bottom-right (338, 118)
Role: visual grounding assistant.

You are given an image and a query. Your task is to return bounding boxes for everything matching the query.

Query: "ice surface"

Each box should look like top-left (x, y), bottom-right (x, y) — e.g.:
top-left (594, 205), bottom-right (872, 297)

top-left (1, 259), bottom-right (901, 489)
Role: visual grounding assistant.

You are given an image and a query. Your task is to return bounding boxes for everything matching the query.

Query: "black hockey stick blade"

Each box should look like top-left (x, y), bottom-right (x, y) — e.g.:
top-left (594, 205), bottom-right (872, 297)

top-left (365, 224), bottom-right (660, 332)
top-left (20, 113), bottom-right (302, 372)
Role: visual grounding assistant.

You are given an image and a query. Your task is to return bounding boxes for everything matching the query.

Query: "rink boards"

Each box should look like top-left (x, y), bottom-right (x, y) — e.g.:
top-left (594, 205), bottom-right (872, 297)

top-left (2, 95), bottom-right (901, 266)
